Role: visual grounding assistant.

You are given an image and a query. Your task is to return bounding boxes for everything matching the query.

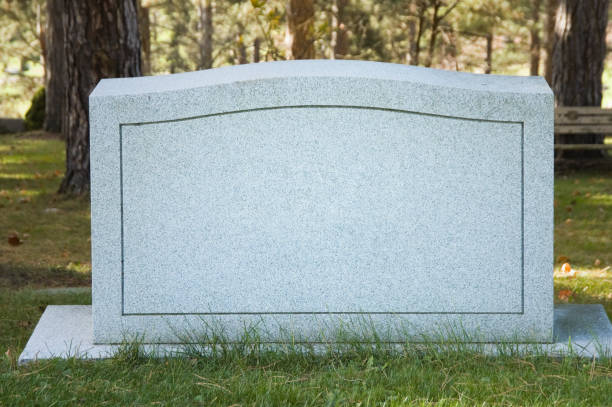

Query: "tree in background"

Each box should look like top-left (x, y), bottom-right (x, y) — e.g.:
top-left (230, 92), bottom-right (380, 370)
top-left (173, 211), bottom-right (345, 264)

top-left (424, 0), bottom-right (460, 67)
top-left (552, 0), bottom-right (610, 159)
top-left (286, 0), bottom-right (315, 59)
top-left (528, 0), bottom-right (542, 76)
top-left (59, 0), bottom-right (141, 194)
top-left (197, 0), bottom-right (214, 69)
top-left (330, 0), bottom-right (349, 59)
top-left (138, 2), bottom-right (152, 75)
top-left (544, 0), bottom-right (558, 84)
top-left (44, 0), bottom-right (63, 132)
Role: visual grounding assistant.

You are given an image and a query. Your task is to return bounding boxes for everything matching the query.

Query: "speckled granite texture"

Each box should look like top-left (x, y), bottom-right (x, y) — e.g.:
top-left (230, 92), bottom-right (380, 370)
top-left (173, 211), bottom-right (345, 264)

top-left (89, 60), bottom-right (554, 343)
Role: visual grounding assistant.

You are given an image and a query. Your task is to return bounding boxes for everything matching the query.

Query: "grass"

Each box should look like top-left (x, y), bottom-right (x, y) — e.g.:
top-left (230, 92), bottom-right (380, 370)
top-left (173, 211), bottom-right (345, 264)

top-left (1, 132), bottom-right (612, 405)
top-left (0, 132), bottom-right (91, 288)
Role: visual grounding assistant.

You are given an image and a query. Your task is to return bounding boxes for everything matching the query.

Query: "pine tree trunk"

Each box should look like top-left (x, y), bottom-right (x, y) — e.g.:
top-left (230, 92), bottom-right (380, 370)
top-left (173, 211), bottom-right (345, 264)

top-left (198, 0), bottom-right (213, 69)
top-left (138, 4), bottom-right (152, 75)
top-left (552, 0), bottom-right (610, 160)
top-left (485, 33), bottom-right (493, 74)
top-left (529, 0), bottom-right (541, 76)
top-left (330, 0), bottom-right (349, 59)
top-left (406, 1), bottom-right (417, 65)
top-left (44, 0), bottom-right (64, 133)
top-left (59, 0), bottom-right (141, 195)
top-left (287, 0), bottom-right (315, 59)
top-left (544, 0), bottom-right (557, 84)
top-left (254, 38), bottom-right (261, 62)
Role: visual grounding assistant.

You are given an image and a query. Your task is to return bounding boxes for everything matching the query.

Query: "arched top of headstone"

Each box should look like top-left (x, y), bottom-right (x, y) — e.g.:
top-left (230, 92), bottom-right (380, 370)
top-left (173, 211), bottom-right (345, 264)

top-left (91, 60), bottom-right (551, 98)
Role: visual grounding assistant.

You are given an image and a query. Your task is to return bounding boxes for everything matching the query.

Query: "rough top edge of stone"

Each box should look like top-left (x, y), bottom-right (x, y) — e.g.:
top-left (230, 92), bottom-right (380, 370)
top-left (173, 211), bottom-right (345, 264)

top-left (90, 60), bottom-right (552, 99)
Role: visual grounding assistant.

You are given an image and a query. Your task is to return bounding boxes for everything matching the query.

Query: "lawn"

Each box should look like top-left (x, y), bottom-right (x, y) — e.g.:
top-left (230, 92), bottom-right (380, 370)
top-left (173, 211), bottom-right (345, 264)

top-left (1, 132), bottom-right (611, 406)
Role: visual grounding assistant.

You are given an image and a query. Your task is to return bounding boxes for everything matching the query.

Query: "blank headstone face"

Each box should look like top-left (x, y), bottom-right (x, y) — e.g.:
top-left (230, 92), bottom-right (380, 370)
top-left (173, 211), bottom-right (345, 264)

top-left (90, 60), bottom-right (553, 343)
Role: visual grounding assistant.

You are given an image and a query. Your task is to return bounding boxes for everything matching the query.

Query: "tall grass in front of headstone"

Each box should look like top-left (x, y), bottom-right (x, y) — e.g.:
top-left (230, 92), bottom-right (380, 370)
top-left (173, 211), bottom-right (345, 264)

top-left (4, 329), bottom-right (611, 405)
top-left (166, 313), bottom-right (577, 365)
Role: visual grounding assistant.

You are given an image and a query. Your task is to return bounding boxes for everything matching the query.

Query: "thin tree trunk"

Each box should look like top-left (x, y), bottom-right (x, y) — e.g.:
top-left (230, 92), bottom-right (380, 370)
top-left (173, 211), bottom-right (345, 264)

top-left (406, 1), bottom-right (417, 64)
top-left (254, 38), bottom-right (260, 62)
top-left (331, 0), bottom-right (349, 59)
top-left (287, 0), bottom-right (315, 59)
top-left (552, 0), bottom-right (610, 160)
top-left (238, 35), bottom-right (247, 64)
top-left (60, 0), bottom-right (141, 195)
top-left (544, 0), bottom-right (558, 84)
top-left (198, 0), bottom-right (213, 69)
top-left (44, 0), bottom-right (64, 133)
top-left (485, 33), bottom-right (492, 74)
top-left (425, 0), bottom-right (459, 68)
top-left (529, 0), bottom-right (541, 76)
top-left (138, 5), bottom-right (151, 75)
top-left (414, 1), bottom-right (426, 66)
top-left (425, 1), bottom-right (441, 67)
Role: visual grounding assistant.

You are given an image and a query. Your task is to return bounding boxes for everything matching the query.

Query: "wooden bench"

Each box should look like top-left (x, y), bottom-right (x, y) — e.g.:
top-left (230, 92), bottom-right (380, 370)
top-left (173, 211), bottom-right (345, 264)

top-left (555, 106), bottom-right (612, 150)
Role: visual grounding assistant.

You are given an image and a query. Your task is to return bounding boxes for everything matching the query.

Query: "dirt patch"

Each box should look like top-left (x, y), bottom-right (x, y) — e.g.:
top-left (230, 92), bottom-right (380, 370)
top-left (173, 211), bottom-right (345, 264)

top-left (0, 263), bottom-right (90, 289)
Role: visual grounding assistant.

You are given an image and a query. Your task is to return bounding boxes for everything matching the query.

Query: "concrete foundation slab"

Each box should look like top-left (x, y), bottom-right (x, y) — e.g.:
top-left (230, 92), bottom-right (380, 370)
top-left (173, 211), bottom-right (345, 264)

top-left (19, 304), bottom-right (612, 364)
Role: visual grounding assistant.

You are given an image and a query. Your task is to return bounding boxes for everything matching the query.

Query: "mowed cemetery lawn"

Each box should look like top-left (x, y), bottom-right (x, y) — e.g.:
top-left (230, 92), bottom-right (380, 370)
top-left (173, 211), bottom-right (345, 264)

top-left (1, 132), bottom-right (611, 405)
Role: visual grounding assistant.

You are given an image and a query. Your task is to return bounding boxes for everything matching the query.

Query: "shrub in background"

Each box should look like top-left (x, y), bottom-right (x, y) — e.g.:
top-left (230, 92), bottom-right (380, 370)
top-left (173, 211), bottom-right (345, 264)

top-left (24, 87), bottom-right (45, 131)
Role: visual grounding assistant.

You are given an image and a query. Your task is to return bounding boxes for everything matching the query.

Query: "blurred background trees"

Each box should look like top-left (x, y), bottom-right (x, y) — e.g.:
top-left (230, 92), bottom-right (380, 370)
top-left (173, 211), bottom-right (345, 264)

top-left (7, 0), bottom-right (609, 121)
top-left (1, 0), bottom-right (611, 192)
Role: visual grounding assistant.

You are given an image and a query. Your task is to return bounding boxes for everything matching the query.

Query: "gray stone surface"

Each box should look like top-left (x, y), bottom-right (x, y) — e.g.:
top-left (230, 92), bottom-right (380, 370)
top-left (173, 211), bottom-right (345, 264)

top-left (89, 60), bottom-right (553, 343)
top-left (18, 304), bottom-right (612, 364)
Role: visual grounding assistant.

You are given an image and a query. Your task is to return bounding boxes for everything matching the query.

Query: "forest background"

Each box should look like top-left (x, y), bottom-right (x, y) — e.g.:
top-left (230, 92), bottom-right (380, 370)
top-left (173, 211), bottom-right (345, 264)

top-left (0, 0), bottom-right (603, 118)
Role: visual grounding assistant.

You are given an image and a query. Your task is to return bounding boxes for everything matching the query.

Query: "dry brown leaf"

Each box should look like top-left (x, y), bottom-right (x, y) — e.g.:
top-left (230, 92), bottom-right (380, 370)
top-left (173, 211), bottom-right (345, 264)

top-left (7, 233), bottom-right (21, 246)
top-left (558, 290), bottom-right (573, 302)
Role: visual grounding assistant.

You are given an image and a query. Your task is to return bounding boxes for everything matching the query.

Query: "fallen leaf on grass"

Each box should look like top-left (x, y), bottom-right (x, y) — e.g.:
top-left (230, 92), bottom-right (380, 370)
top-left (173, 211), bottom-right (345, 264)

top-left (558, 290), bottom-right (573, 302)
top-left (7, 233), bottom-right (21, 246)
top-left (561, 263), bottom-right (572, 273)
top-left (557, 256), bottom-right (569, 263)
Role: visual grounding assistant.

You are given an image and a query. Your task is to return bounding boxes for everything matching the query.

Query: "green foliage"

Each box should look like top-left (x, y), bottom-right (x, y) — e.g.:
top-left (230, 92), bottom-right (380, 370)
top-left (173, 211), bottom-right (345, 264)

top-left (23, 87), bottom-right (45, 130)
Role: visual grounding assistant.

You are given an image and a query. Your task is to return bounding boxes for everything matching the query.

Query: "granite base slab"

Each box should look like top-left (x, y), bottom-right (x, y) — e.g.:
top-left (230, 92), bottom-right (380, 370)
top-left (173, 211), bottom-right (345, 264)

top-left (19, 304), bottom-right (612, 364)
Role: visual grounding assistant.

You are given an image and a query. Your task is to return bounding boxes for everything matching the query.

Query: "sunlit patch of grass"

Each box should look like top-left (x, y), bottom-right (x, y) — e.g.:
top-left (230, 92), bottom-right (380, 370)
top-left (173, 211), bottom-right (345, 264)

top-left (0, 133), bottom-right (90, 284)
top-left (554, 171), bottom-right (612, 269)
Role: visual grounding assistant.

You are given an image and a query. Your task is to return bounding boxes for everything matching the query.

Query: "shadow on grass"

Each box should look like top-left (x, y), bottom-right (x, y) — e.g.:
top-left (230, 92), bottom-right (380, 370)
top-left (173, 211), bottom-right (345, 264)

top-left (0, 263), bottom-right (90, 290)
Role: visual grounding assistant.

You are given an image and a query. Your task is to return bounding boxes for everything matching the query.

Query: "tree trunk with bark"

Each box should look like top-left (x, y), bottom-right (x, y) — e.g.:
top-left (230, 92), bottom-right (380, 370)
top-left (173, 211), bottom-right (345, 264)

top-left (406, 1), bottom-right (417, 64)
top-left (544, 0), bottom-right (558, 84)
top-left (552, 0), bottom-right (610, 159)
top-left (287, 0), bottom-right (315, 59)
top-left (198, 0), bottom-right (213, 69)
top-left (60, 0), bottom-right (141, 195)
top-left (529, 0), bottom-right (541, 76)
top-left (330, 0), bottom-right (349, 59)
top-left (425, 0), bottom-right (459, 68)
top-left (485, 32), bottom-right (493, 74)
top-left (44, 0), bottom-right (64, 133)
top-left (138, 4), bottom-right (151, 75)
top-left (254, 38), bottom-right (260, 62)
